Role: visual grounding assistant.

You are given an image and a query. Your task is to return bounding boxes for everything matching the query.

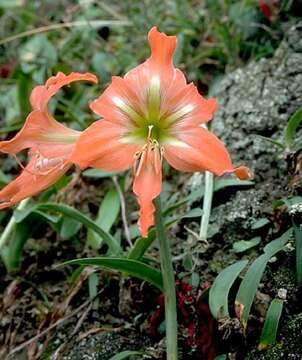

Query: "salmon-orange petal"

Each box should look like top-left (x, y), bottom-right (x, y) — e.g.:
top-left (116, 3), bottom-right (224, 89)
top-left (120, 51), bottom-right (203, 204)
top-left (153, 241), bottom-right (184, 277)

top-left (164, 127), bottom-right (250, 178)
top-left (0, 157), bottom-right (71, 209)
top-left (30, 72), bottom-right (98, 111)
top-left (71, 120), bottom-right (140, 172)
top-left (133, 145), bottom-right (162, 237)
top-left (0, 110), bottom-right (80, 155)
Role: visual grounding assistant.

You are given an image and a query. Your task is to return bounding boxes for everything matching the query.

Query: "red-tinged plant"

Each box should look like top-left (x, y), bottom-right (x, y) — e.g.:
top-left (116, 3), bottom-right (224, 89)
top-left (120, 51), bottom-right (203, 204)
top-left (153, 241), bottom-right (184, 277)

top-left (0, 59), bottom-right (16, 78)
top-left (0, 72), bottom-right (97, 207)
top-left (149, 281), bottom-right (216, 360)
top-left (71, 27), bottom-right (250, 238)
top-left (259, 0), bottom-right (279, 22)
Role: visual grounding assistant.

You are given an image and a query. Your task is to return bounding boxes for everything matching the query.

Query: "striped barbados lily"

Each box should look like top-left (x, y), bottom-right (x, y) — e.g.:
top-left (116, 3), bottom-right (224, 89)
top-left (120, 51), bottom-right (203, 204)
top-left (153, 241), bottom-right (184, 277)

top-left (71, 27), bottom-right (250, 237)
top-left (0, 72), bottom-right (97, 208)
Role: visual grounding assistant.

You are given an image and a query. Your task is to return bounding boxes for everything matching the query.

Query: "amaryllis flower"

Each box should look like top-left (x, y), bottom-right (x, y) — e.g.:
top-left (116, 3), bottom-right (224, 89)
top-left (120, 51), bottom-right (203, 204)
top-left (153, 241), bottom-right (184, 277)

top-left (0, 72), bottom-right (97, 208)
top-left (71, 27), bottom-right (250, 237)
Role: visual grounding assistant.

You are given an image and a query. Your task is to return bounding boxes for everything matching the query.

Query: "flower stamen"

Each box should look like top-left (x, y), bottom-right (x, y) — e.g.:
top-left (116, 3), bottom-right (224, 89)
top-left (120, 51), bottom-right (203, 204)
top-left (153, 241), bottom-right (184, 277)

top-left (30, 150), bottom-right (65, 176)
top-left (133, 125), bottom-right (163, 177)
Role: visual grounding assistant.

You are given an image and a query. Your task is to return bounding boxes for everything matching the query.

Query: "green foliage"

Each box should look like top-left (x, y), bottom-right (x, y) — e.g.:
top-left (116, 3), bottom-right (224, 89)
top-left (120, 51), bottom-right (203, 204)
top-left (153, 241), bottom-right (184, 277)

top-left (209, 260), bottom-right (248, 319)
top-left (87, 187), bottom-right (120, 249)
top-left (236, 228), bottom-right (292, 327)
top-left (37, 203), bottom-right (121, 254)
top-left (259, 299), bottom-right (284, 350)
top-left (284, 106), bottom-right (302, 151)
top-left (64, 257), bottom-right (163, 290)
top-left (232, 237), bottom-right (261, 253)
top-left (292, 219), bottom-right (302, 285)
top-left (109, 350), bottom-right (144, 360)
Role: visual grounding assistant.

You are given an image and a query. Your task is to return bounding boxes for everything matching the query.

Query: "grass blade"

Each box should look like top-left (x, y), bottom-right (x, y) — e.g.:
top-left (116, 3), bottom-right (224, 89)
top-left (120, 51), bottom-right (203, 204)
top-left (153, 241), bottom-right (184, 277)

top-left (292, 220), bottom-right (302, 285)
top-left (37, 203), bottom-right (121, 254)
top-left (232, 237), bottom-right (261, 253)
top-left (284, 106), bottom-right (302, 150)
top-left (209, 260), bottom-right (248, 319)
top-left (109, 351), bottom-right (144, 360)
top-left (258, 299), bottom-right (284, 350)
top-left (87, 188), bottom-right (120, 249)
top-left (64, 257), bottom-right (163, 290)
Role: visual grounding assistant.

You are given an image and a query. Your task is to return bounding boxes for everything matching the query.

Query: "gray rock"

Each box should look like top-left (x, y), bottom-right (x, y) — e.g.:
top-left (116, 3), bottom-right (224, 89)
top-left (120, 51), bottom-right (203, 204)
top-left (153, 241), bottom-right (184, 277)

top-left (62, 329), bottom-right (153, 360)
top-left (206, 22), bottom-right (302, 241)
top-left (212, 22), bottom-right (302, 178)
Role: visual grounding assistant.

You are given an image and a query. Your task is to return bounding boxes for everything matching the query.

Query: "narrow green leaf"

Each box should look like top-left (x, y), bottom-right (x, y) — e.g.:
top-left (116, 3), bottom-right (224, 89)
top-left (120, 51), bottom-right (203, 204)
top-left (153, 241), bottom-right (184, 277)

top-left (163, 189), bottom-right (202, 216)
top-left (251, 218), bottom-right (270, 230)
top-left (14, 206), bottom-right (59, 224)
top-left (263, 228), bottom-right (292, 254)
top-left (37, 203), bottom-right (121, 254)
top-left (233, 237), bottom-right (261, 253)
top-left (0, 169), bottom-right (11, 186)
top-left (87, 188), bottom-right (120, 249)
top-left (109, 350), bottom-right (144, 360)
top-left (214, 356), bottom-right (227, 360)
top-left (235, 229), bottom-right (292, 327)
top-left (1, 219), bottom-right (33, 273)
top-left (17, 73), bottom-right (31, 119)
top-left (259, 299), bottom-right (284, 350)
top-left (214, 178), bottom-right (254, 192)
top-left (209, 260), bottom-right (248, 319)
top-left (128, 230), bottom-right (156, 260)
top-left (284, 106), bottom-right (302, 149)
top-left (82, 169), bottom-right (118, 178)
top-left (255, 134), bottom-right (285, 150)
top-left (64, 257), bottom-right (163, 290)
top-left (272, 196), bottom-right (302, 210)
top-left (60, 217), bottom-right (82, 240)
top-left (293, 220), bottom-right (302, 285)
top-left (181, 208), bottom-right (203, 218)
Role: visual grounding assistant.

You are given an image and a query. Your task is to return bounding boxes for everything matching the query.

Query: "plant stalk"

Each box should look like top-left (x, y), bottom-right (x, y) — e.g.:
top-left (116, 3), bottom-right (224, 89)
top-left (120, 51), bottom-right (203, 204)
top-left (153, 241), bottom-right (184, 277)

top-left (0, 198), bottom-right (30, 251)
top-left (199, 171), bottom-right (214, 241)
top-left (154, 196), bottom-right (178, 360)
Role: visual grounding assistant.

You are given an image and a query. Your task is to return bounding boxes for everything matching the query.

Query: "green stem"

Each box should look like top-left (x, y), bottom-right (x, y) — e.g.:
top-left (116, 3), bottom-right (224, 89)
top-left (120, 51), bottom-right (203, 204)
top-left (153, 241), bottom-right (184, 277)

top-left (199, 171), bottom-right (214, 241)
top-left (154, 196), bottom-right (178, 360)
top-left (0, 198), bottom-right (30, 251)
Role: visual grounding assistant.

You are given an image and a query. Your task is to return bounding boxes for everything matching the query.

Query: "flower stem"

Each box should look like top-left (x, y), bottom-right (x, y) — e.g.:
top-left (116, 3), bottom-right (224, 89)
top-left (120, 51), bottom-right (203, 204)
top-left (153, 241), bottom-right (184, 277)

top-left (154, 196), bottom-right (178, 360)
top-left (0, 198), bottom-right (30, 251)
top-left (199, 171), bottom-right (214, 241)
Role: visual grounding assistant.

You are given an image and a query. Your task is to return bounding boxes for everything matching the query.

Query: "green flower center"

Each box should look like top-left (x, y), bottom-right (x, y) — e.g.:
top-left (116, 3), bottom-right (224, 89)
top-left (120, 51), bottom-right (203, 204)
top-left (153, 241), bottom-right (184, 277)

top-left (114, 76), bottom-right (193, 145)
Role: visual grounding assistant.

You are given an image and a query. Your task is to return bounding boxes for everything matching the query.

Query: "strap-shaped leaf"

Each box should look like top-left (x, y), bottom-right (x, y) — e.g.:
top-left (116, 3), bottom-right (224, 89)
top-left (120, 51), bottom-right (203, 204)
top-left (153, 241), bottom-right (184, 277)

top-left (293, 220), bottom-right (302, 285)
top-left (235, 229), bottom-right (292, 327)
top-left (209, 260), bottom-right (248, 319)
top-left (38, 203), bottom-right (121, 254)
top-left (87, 187), bottom-right (120, 249)
top-left (64, 257), bottom-right (163, 290)
top-left (109, 351), bottom-right (144, 360)
top-left (259, 299), bottom-right (284, 350)
top-left (284, 106), bottom-right (302, 150)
